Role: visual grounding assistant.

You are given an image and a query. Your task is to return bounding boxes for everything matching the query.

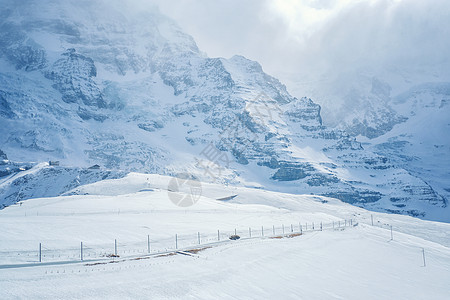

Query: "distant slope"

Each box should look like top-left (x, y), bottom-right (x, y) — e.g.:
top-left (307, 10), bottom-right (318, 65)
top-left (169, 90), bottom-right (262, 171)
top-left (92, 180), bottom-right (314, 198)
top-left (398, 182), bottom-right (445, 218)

top-left (0, 162), bottom-right (126, 208)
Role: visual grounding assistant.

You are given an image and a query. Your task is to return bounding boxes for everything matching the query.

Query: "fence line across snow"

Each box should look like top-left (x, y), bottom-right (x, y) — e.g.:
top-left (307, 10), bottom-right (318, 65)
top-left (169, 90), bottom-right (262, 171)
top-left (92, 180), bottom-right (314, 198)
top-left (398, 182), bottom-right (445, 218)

top-left (0, 219), bottom-right (355, 266)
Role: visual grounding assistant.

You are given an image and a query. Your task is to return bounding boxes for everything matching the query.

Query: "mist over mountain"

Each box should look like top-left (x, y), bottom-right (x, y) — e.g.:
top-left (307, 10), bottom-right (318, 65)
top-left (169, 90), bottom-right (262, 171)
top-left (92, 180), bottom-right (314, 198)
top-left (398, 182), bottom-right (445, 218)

top-left (0, 0), bottom-right (448, 222)
top-left (157, 0), bottom-right (450, 136)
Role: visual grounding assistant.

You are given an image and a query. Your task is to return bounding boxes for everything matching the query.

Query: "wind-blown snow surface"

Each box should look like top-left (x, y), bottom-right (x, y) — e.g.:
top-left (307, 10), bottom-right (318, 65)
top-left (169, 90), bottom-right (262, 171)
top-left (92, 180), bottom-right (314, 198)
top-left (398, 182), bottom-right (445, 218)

top-left (0, 0), bottom-right (448, 221)
top-left (0, 174), bottom-right (449, 299)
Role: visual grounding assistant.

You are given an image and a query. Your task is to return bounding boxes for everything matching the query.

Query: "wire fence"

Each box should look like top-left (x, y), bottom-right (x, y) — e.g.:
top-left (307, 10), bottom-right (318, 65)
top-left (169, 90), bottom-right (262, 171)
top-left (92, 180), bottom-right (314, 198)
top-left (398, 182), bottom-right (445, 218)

top-left (0, 219), bottom-right (355, 266)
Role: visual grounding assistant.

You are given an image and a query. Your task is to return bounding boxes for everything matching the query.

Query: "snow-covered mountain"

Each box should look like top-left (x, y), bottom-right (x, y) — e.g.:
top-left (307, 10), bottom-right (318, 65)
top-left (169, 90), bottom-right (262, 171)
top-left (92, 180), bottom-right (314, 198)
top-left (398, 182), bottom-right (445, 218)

top-left (366, 82), bottom-right (450, 211)
top-left (283, 66), bottom-right (450, 221)
top-left (0, 0), bottom-right (448, 221)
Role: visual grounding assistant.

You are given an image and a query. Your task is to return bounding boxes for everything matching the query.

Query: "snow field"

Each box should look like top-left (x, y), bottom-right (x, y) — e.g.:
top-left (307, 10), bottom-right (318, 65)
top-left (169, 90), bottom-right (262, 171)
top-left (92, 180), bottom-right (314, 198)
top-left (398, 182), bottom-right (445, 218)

top-left (0, 173), bottom-right (449, 299)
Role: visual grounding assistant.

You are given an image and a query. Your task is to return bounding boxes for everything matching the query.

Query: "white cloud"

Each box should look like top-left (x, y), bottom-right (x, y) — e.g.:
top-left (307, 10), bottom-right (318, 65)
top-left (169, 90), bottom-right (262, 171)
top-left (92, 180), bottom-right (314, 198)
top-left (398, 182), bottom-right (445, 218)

top-left (149, 0), bottom-right (449, 73)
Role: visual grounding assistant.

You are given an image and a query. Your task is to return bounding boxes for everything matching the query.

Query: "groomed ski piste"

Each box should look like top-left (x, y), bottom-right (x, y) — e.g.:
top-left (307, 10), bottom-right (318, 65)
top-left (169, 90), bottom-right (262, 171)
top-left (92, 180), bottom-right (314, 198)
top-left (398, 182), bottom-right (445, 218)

top-left (1, 173), bottom-right (449, 299)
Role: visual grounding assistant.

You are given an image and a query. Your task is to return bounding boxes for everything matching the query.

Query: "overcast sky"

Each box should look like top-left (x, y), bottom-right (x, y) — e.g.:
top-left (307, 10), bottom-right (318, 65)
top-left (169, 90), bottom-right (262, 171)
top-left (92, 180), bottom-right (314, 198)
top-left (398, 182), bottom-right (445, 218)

top-left (152, 1), bottom-right (448, 72)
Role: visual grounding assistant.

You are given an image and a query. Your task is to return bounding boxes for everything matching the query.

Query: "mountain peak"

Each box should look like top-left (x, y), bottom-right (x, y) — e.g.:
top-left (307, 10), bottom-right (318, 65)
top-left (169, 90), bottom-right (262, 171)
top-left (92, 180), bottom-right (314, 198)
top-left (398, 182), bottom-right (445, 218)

top-left (0, 0), bottom-right (447, 222)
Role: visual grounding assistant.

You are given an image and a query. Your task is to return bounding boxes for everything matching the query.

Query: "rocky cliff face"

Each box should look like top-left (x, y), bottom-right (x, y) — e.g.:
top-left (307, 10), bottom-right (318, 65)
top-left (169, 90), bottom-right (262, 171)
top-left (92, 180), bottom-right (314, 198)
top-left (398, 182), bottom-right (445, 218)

top-left (0, 0), bottom-right (447, 221)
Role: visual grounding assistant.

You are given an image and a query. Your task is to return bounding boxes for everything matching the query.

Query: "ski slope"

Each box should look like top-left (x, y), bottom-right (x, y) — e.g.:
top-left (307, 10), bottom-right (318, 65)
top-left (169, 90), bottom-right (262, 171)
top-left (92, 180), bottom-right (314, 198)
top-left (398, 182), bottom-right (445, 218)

top-left (0, 173), bottom-right (449, 299)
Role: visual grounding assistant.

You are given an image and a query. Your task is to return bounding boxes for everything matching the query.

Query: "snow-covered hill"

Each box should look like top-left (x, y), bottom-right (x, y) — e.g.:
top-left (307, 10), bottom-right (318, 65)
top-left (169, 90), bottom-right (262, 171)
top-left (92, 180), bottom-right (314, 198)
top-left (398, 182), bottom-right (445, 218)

top-left (0, 173), bottom-right (449, 299)
top-left (0, 0), bottom-right (448, 221)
